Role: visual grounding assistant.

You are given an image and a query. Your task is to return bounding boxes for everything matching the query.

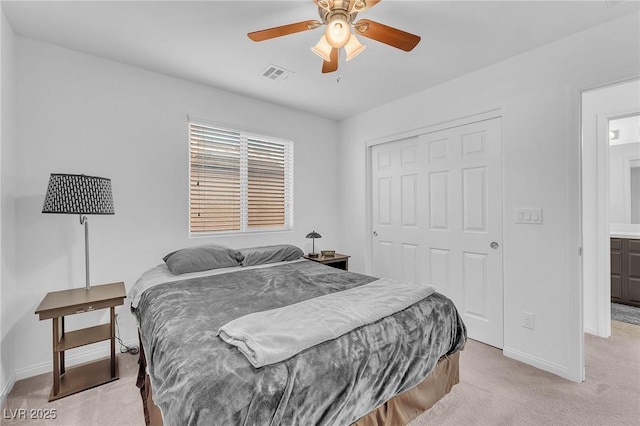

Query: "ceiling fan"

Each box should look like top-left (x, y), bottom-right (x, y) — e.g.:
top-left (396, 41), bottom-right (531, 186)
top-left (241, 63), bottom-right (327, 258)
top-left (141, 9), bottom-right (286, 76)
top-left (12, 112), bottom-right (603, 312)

top-left (248, 0), bottom-right (421, 74)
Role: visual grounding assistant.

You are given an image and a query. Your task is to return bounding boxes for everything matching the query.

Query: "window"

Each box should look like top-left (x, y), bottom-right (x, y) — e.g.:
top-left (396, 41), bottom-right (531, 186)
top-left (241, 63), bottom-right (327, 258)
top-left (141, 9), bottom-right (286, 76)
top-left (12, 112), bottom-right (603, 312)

top-left (189, 120), bottom-right (293, 234)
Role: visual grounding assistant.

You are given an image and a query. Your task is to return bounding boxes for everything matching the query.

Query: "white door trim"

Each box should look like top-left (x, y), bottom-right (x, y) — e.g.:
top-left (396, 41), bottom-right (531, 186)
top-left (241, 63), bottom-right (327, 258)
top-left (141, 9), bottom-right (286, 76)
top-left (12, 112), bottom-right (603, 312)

top-left (366, 108), bottom-right (503, 148)
top-left (595, 109), bottom-right (639, 338)
top-left (578, 77), bottom-right (639, 383)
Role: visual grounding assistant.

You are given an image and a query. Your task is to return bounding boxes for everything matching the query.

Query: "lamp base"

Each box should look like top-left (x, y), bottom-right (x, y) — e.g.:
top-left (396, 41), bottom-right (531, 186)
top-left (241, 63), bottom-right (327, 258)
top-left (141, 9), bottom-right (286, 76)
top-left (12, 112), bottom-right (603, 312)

top-left (307, 252), bottom-right (319, 258)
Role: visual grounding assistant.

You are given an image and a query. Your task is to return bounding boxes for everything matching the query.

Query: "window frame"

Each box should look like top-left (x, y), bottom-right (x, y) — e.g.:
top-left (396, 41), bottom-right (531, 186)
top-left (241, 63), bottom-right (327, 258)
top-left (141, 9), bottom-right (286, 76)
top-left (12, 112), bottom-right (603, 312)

top-left (188, 119), bottom-right (294, 236)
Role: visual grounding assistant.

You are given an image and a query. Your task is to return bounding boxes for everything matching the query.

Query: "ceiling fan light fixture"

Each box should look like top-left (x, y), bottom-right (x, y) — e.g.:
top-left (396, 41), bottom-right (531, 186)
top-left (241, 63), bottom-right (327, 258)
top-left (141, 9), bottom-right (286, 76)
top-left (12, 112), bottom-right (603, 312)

top-left (325, 13), bottom-right (351, 48)
top-left (249, 0), bottom-right (421, 74)
top-left (344, 33), bottom-right (366, 61)
top-left (311, 35), bottom-right (334, 62)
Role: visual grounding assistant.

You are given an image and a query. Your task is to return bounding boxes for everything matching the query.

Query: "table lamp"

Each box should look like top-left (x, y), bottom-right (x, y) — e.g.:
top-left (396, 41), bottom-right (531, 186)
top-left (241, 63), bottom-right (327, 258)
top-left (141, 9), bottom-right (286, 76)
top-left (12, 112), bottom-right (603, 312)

top-left (42, 173), bottom-right (114, 290)
top-left (305, 230), bottom-right (322, 258)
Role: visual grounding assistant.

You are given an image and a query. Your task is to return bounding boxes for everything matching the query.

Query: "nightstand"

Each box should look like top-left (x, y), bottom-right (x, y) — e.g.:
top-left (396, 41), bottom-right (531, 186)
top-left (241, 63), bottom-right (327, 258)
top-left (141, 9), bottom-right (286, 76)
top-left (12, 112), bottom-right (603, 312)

top-left (35, 282), bottom-right (126, 401)
top-left (304, 253), bottom-right (350, 271)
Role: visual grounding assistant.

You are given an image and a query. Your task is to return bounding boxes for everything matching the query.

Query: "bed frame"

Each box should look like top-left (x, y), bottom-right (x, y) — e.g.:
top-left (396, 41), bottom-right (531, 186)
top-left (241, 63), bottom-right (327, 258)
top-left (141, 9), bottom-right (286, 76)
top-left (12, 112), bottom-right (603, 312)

top-left (136, 337), bottom-right (460, 426)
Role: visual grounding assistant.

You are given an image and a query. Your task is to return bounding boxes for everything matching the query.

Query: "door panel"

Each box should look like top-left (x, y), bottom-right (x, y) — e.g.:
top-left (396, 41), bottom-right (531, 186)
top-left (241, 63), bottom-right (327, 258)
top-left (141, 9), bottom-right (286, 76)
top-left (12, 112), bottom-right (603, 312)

top-left (377, 177), bottom-right (392, 225)
top-left (429, 171), bottom-right (450, 230)
top-left (372, 136), bottom-right (425, 288)
top-left (401, 174), bottom-right (418, 226)
top-left (462, 131), bottom-right (485, 156)
top-left (463, 251), bottom-right (488, 319)
top-left (463, 167), bottom-right (487, 232)
top-left (371, 118), bottom-right (503, 348)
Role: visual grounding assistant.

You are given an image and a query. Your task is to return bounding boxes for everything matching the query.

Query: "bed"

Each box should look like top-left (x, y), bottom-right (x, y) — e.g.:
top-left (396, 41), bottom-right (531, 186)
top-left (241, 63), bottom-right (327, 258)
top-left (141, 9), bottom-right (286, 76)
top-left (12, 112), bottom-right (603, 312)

top-left (130, 244), bottom-right (466, 426)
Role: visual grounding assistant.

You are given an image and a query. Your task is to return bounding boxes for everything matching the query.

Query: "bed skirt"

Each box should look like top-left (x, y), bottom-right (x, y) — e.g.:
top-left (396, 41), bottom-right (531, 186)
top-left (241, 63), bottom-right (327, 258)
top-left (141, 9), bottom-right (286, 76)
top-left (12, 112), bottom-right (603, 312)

top-left (136, 337), bottom-right (460, 426)
top-left (353, 351), bottom-right (460, 425)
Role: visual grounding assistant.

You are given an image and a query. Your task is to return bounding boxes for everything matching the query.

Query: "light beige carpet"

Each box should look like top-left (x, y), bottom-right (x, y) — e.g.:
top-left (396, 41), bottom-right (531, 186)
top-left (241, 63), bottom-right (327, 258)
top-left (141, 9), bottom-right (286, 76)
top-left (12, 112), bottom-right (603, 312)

top-left (2, 321), bottom-right (639, 426)
top-left (411, 320), bottom-right (640, 426)
top-left (1, 352), bottom-right (144, 426)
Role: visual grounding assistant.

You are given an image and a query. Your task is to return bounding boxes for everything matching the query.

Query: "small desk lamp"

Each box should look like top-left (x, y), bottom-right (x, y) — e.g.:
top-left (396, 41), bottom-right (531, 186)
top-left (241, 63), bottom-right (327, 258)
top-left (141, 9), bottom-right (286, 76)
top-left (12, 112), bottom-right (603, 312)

top-left (305, 230), bottom-right (322, 258)
top-left (42, 173), bottom-right (114, 290)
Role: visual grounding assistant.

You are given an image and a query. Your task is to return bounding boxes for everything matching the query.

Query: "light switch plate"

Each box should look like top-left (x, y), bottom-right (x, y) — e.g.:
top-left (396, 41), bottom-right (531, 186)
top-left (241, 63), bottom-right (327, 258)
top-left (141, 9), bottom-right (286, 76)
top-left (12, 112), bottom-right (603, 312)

top-left (516, 208), bottom-right (543, 224)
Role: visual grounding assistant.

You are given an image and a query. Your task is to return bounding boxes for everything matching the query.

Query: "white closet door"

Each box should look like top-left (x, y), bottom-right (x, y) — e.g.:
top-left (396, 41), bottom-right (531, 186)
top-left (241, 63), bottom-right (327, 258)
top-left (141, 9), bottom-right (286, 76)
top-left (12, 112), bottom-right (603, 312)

top-left (371, 118), bottom-right (503, 348)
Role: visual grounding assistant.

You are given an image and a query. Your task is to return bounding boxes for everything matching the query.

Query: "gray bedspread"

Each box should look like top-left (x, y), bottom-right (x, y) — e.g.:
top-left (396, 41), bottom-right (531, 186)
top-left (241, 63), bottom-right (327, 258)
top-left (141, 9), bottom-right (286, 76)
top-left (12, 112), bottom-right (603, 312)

top-left (133, 260), bottom-right (467, 426)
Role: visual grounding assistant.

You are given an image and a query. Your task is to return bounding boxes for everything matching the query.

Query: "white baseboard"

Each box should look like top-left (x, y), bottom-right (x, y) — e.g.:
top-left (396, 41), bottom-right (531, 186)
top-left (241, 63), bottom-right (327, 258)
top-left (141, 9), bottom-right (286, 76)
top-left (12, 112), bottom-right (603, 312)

top-left (503, 345), bottom-right (571, 381)
top-left (1, 371), bottom-right (16, 409)
top-left (584, 325), bottom-right (599, 336)
top-left (14, 339), bottom-right (139, 382)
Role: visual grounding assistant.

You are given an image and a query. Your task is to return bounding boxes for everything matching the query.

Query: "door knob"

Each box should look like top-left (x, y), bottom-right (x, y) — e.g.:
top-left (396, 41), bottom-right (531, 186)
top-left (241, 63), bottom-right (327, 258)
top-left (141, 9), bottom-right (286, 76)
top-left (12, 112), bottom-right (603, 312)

top-left (490, 241), bottom-right (499, 249)
top-left (373, 231), bottom-right (378, 237)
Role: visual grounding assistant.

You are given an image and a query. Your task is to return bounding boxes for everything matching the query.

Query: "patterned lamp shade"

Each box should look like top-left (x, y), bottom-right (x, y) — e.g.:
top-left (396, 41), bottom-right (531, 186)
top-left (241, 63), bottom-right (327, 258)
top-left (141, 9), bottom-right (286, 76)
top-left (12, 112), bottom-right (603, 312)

top-left (42, 174), bottom-right (114, 215)
top-left (305, 231), bottom-right (322, 239)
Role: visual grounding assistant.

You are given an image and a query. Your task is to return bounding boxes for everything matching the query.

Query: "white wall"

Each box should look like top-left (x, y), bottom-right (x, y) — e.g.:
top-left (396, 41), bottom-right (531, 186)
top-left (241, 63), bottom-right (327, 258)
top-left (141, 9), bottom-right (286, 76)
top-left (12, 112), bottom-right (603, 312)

top-left (12, 36), bottom-right (340, 379)
top-left (338, 13), bottom-right (640, 382)
top-left (582, 80), bottom-right (640, 337)
top-left (0, 8), bottom-right (18, 404)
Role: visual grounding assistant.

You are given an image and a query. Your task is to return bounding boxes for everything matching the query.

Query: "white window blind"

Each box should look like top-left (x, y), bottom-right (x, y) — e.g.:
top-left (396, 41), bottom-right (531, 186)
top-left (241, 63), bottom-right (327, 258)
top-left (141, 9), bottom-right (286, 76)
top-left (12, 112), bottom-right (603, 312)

top-left (189, 121), bottom-right (293, 234)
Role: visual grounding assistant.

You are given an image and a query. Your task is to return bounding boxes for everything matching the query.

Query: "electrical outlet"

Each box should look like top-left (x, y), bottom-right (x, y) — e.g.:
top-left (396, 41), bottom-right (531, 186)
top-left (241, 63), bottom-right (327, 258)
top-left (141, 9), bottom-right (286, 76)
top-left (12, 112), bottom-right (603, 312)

top-left (522, 312), bottom-right (535, 330)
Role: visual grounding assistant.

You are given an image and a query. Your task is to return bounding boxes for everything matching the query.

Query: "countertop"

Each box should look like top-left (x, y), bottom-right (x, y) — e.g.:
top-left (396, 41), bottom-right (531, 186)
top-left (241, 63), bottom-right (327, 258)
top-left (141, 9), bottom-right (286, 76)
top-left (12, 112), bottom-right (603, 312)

top-left (610, 232), bottom-right (640, 239)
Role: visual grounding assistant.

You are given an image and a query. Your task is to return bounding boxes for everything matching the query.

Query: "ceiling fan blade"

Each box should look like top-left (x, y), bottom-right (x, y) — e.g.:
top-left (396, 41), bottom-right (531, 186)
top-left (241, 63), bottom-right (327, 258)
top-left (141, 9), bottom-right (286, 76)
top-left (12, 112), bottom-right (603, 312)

top-left (322, 48), bottom-right (339, 73)
top-left (248, 20), bottom-right (322, 42)
top-left (354, 19), bottom-right (420, 51)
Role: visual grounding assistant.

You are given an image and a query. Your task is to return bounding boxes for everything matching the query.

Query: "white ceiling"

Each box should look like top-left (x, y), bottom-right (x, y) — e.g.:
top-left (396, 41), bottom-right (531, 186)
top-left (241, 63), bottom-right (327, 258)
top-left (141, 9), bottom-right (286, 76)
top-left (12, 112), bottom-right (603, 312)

top-left (3, 0), bottom-right (639, 120)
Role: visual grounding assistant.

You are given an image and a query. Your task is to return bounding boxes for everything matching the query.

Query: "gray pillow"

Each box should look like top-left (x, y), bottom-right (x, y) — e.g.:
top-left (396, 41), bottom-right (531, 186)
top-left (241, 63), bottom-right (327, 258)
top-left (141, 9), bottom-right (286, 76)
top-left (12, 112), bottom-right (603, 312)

top-left (163, 244), bottom-right (242, 275)
top-left (238, 244), bottom-right (303, 267)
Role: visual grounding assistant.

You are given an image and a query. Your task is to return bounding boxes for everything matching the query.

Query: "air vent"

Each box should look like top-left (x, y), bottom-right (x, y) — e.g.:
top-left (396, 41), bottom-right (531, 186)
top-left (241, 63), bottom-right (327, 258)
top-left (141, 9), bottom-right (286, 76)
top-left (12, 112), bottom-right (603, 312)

top-left (261, 65), bottom-right (294, 81)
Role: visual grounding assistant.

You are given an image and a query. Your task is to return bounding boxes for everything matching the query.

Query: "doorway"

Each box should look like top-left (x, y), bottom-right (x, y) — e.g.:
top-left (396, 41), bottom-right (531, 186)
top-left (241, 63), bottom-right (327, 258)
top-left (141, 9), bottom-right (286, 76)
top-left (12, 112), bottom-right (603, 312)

top-left (581, 79), bottom-right (640, 338)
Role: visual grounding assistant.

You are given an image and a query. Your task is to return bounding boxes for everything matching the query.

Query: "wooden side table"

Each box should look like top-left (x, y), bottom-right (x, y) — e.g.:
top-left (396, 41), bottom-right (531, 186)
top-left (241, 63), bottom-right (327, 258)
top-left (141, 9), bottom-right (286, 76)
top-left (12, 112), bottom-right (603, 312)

top-left (304, 253), bottom-right (350, 271)
top-left (35, 282), bottom-right (126, 401)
